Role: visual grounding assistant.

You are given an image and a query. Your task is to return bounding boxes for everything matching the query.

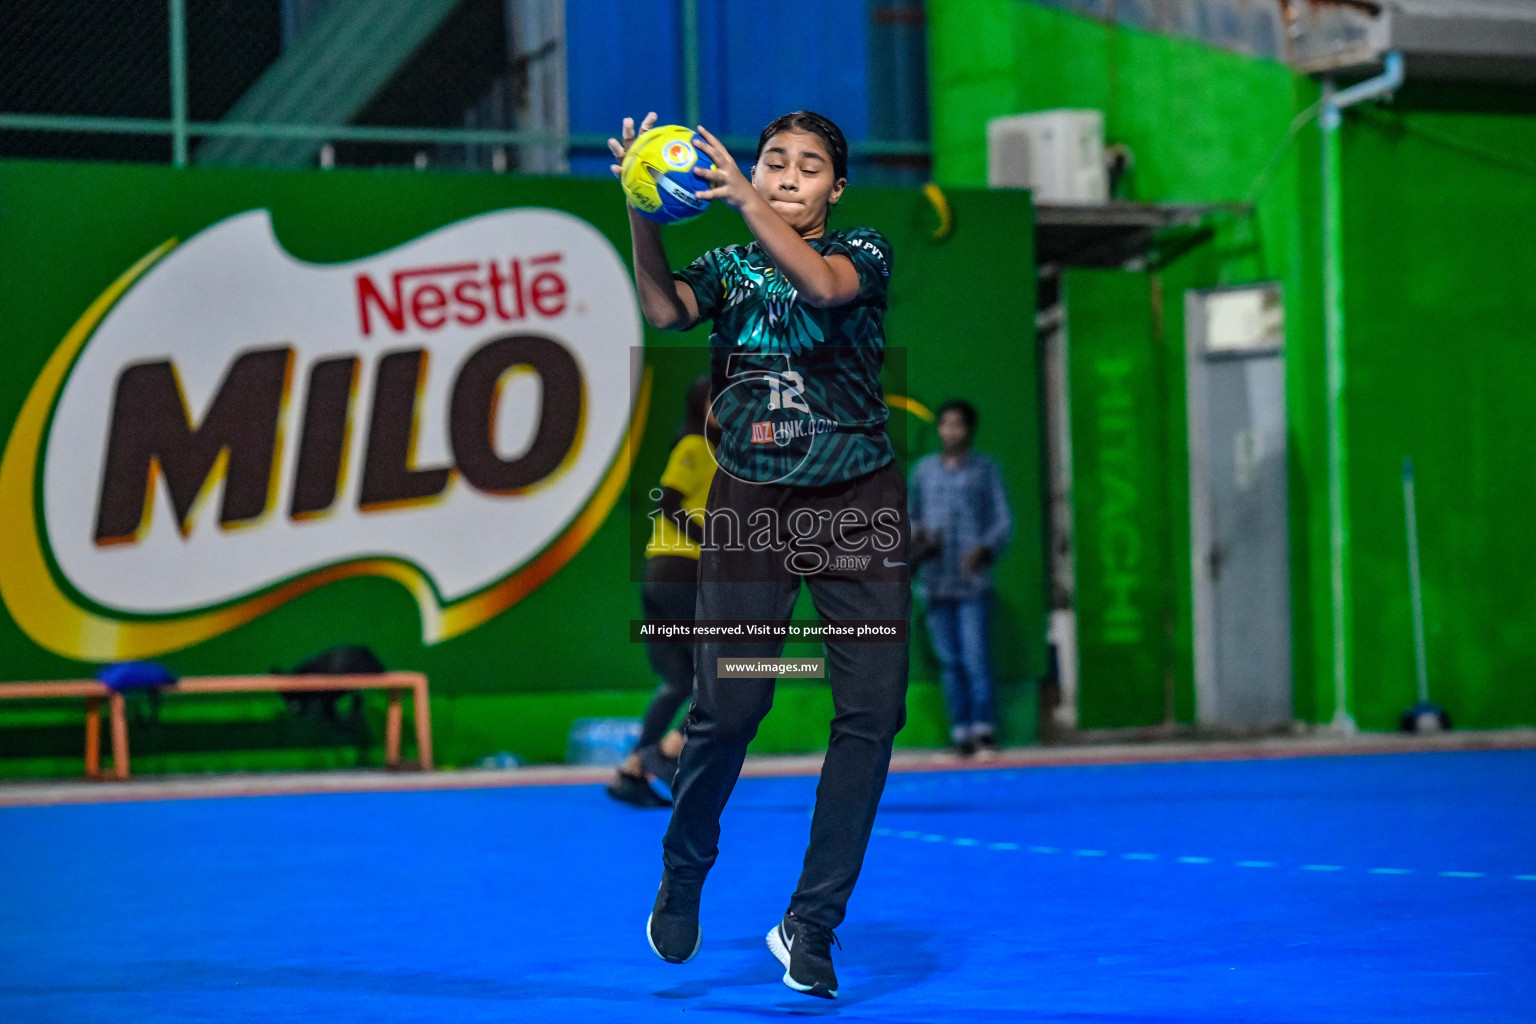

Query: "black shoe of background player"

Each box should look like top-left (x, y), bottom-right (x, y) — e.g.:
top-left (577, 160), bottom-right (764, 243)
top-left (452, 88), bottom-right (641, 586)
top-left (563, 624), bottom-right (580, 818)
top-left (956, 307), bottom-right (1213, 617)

top-left (606, 771), bottom-right (671, 808)
top-left (647, 869), bottom-right (704, 963)
top-left (974, 731), bottom-right (999, 760)
top-left (954, 738), bottom-right (978, 758)
top-left (637, 744), bottom-right (679, 787)
top-left (767, 912), bottom-right (839, 999)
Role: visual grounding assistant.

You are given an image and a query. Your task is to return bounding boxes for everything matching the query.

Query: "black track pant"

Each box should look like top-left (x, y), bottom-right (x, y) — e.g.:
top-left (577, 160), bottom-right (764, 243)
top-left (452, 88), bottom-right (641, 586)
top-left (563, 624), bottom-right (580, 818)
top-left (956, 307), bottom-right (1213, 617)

top-left (637, 555), bottom-right (700, 749)
top-left (661, 461), bottom-right (910, 929)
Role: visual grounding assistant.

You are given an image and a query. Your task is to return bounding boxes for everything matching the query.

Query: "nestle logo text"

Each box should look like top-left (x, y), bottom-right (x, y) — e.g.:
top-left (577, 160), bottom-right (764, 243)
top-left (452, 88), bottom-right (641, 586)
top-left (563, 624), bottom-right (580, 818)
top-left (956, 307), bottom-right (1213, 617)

top-left (356, 253), bottom-right (567, 336)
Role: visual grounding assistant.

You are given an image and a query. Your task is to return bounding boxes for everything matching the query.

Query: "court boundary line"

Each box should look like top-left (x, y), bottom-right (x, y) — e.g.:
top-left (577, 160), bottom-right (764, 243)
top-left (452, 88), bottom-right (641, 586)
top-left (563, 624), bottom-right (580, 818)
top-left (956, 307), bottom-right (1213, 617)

top-left (866, 826), bottom-right (1536, 885)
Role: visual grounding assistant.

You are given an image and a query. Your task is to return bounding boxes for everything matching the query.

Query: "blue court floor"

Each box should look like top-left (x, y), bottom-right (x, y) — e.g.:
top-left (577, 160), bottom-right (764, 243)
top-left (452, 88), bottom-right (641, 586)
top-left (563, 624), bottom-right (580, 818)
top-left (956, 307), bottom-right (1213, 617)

top-left (2, 749), bottom-right (1533, 1023)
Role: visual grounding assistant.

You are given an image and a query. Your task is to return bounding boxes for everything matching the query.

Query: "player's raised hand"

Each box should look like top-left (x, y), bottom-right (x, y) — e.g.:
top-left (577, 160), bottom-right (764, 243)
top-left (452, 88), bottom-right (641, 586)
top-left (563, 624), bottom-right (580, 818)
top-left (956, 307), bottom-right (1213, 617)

top-left (608, 112), bottom-right (658, 177)
top-left (690, 126), bottom-right (756, 209)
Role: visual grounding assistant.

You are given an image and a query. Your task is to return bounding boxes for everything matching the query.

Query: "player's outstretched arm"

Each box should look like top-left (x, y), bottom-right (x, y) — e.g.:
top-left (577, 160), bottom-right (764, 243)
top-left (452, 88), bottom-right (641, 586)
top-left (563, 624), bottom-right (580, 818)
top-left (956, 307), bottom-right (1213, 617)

top-left (610, 113), bottom-right (701, 331)
top-left (690, 126), bottom-right (859, 309)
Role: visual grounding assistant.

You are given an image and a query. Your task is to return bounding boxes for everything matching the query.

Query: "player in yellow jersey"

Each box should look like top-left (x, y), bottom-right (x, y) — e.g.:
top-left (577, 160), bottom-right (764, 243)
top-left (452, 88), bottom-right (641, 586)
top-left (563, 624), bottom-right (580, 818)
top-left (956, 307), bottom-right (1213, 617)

top-left (607, 376), bottom-right (717, 807)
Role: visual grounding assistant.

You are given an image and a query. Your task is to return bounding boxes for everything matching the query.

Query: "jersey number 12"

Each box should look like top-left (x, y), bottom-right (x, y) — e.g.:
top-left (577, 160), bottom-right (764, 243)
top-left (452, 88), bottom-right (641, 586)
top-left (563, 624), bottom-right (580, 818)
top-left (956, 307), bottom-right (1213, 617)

top-left (765, 370), bottom-right (811, 413)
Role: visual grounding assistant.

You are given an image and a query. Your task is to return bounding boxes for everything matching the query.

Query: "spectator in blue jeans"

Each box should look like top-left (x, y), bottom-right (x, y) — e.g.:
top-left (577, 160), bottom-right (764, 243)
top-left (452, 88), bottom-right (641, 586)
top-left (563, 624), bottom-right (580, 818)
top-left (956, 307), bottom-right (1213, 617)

top-left (909, 400), bottom-right (1011, 757)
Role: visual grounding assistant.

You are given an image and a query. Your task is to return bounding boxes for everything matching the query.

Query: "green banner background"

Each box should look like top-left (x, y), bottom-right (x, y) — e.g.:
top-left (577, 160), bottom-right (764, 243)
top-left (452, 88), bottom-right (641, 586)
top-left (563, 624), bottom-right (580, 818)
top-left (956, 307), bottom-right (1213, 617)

top-left (0, 160), bottom-right (1044, 771)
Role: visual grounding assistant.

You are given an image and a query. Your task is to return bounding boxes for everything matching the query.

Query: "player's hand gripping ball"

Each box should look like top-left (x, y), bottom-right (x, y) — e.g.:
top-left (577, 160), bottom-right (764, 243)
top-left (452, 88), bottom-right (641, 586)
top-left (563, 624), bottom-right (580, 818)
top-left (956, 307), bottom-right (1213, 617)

top-left (621, 125), bottom-right (715, 225)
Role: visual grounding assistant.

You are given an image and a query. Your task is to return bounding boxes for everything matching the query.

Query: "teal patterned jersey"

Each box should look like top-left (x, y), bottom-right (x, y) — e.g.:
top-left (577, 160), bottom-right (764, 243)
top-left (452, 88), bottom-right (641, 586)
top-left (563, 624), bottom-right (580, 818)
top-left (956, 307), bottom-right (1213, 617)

top-left (675, 226), bottom-right (895, 488)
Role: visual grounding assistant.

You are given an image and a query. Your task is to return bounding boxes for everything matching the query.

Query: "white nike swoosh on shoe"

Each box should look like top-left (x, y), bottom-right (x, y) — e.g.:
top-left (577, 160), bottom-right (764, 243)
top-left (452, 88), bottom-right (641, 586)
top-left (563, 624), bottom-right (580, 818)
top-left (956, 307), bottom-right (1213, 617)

top-left (766, 921), bottom-right (792, 969)
top-left (768, 923), bottom-right (837, 999)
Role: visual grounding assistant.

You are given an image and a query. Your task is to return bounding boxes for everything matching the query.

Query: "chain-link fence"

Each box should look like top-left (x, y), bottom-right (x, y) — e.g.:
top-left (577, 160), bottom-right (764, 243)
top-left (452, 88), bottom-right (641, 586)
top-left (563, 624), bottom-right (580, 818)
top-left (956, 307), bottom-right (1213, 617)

top-left (0, 0), bottom-right (930, 179)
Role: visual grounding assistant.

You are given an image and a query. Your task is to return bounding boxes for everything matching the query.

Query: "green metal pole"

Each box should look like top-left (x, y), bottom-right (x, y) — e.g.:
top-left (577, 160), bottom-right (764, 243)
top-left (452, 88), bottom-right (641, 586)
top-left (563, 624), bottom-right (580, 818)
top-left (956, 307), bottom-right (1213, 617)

top-left (682, 0), bottom-right (700, 129)
top-left (1321, 78), bottom-right (1355, 734)
top-left (169, 0), bottom-right (188, 166)
top-left (1313, 53), bottom-right (1403, 733)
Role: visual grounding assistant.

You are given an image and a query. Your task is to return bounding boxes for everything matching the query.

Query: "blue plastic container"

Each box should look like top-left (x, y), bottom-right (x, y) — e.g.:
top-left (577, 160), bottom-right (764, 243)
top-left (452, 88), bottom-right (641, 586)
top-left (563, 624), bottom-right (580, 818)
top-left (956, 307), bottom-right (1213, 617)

top-left (566, 718), bottom-right (642, 766)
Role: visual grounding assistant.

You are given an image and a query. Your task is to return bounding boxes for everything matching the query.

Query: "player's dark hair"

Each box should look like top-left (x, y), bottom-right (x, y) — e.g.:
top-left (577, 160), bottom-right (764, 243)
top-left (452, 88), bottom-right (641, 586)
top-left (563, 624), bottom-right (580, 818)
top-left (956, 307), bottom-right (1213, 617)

top-left (937, 399), bottom-right (978, 433)
top-left (757, 111), bottom-right (848, 184)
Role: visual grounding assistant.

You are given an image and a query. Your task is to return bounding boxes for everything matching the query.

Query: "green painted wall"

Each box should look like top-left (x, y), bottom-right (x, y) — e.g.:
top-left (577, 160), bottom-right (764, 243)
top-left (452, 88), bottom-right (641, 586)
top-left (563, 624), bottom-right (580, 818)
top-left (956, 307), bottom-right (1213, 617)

top-left (0, 159), bottom-right (1044, 775)
top-left (1338, 91), bottom-right (1536, 729)
top-left (930, 0), bottom-right (1536, 730)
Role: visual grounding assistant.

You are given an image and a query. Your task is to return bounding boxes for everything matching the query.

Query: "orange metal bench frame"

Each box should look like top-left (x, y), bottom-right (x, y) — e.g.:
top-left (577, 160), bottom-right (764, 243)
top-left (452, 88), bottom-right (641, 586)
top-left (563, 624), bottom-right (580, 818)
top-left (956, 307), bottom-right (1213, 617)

top-left (0, 673), bottom-right (433, 779)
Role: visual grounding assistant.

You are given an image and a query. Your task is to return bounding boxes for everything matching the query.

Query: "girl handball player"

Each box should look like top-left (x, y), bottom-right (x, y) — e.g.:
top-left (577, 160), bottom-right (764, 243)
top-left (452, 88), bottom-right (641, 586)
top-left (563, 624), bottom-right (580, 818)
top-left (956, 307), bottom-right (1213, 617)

top-left (611, 110), bottom-right (907, 1000)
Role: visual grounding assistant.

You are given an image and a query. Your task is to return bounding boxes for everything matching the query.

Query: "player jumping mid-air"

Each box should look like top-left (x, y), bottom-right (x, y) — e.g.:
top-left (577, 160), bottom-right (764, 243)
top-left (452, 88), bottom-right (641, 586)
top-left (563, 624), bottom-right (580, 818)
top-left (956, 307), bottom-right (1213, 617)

top-left (611, 109), bottom-right (908, 999)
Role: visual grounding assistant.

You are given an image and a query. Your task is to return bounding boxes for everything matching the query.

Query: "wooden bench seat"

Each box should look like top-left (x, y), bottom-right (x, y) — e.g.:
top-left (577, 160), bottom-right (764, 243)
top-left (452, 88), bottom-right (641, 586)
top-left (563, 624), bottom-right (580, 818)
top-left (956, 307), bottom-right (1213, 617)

top-left (0, 673), bottom-right (433, 780)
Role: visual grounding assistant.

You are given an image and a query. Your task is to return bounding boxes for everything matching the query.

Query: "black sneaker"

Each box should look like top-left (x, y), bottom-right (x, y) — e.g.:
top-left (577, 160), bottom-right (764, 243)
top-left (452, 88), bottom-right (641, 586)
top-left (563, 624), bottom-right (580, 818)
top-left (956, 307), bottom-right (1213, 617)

top-left (637, 745), bottom-right (679, 787)
top-left (953, 738), bottom-right (977, 758)
top-left (606, 771), bottom-right (671, 808)
top-left (766, 912), bottom-right (839, 999)
top-left (647, 870), bottom-right (703, 964)
top-left (973, 732), bottom-right (998, 760)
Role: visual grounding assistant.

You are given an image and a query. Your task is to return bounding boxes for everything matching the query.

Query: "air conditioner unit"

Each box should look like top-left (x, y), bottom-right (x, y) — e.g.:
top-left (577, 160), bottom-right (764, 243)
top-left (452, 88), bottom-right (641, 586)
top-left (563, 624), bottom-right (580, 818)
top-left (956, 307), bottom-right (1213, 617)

top-left (987, 109), bottom-right (1107, 204)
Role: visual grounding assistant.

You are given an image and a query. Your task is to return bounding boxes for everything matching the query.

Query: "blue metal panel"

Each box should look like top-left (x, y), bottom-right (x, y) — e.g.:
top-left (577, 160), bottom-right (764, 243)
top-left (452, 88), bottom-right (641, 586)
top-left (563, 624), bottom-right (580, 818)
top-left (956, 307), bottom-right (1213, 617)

top-left (564, 0), bottom-right (869, 177)
top-left (697, 1), bottom-right (869, 145)
top-left (564, 0), bottom-right (685, 175)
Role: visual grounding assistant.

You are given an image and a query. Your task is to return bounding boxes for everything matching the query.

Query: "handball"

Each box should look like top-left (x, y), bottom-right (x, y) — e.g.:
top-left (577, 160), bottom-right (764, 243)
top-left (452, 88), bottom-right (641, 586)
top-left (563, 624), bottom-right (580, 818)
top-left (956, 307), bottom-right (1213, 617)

top-left (620, 125), bottom-right (714, 225)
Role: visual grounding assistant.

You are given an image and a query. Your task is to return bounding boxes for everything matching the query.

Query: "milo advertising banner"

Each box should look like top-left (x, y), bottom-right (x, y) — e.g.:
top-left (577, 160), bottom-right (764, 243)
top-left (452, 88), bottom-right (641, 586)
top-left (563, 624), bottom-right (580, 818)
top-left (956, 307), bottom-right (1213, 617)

top-left (6, 206), bottom-right (639, 661)
top-left (0, 161), bottom-right (1043, 771)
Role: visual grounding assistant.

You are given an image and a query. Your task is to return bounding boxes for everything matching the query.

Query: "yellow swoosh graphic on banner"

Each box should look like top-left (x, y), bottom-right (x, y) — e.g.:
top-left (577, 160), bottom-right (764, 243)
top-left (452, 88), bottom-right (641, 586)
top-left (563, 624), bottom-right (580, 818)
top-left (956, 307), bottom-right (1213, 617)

top-left (887, 394), bottom-right (934, 422)
top-left (0, 240), bottom-right (650, 661)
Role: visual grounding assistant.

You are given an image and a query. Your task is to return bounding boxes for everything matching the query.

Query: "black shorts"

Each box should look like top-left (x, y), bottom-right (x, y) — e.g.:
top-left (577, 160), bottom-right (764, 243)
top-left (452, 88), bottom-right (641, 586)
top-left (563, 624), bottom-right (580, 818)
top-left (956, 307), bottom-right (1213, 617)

top-left (698, 459), bottom-right (910, 587)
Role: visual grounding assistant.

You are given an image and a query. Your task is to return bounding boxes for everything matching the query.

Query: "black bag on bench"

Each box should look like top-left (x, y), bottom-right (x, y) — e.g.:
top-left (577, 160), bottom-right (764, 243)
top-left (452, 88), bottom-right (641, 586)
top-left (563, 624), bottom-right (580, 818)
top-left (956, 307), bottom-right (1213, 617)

top-left (280, 645), bottom-right (385, 723)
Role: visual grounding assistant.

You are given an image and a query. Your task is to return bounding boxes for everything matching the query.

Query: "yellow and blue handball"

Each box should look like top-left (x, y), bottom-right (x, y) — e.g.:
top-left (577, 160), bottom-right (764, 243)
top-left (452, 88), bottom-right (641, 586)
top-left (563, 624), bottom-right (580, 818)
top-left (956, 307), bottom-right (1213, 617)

top-left (621, 125), bottom-right (714, 225)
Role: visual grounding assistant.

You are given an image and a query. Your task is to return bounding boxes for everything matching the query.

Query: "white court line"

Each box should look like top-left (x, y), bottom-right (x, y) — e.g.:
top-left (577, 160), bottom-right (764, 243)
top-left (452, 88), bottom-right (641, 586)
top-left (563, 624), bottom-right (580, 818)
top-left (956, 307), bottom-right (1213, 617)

top-left (871, 831), bottom-right (1531, 882)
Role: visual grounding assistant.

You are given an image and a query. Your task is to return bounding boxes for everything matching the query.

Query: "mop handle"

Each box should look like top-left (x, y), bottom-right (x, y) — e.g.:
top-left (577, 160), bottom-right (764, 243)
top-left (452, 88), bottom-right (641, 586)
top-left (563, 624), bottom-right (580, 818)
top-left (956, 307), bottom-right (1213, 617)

top-left (1402, 458), bottom-right (1430, 704)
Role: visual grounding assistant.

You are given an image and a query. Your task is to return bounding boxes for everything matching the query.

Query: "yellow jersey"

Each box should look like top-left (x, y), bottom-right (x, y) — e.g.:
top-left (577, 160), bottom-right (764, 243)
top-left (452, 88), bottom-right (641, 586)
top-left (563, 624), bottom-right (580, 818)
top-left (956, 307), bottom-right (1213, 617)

top-left (645, 433), bottom-right (717, 560)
